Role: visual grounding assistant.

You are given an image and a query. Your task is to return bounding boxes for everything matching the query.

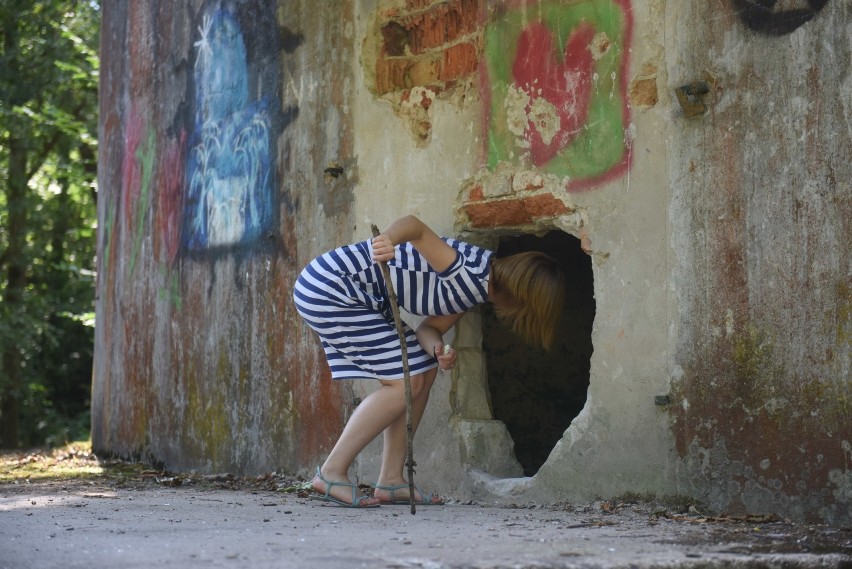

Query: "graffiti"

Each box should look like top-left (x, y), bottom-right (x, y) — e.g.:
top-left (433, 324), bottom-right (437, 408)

top-left (482, 0), bottom-right (633, 191)
top-left (182, 8), bottom-right (278, 253)
top-left (511, 21), bottom-right (596, 166)
top-left (121, 109), bottom-right (156, 274)
top-left (733, 0), bottom-right (831, 36)
top-left (158, 271), bottom-right (183, 309)
top-left (156, 132), bottom-right (186, 266)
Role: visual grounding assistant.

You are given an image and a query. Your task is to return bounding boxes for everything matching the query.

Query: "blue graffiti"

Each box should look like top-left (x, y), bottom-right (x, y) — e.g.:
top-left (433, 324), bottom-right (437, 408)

top-left (183, 9), bottom-right (276, 251)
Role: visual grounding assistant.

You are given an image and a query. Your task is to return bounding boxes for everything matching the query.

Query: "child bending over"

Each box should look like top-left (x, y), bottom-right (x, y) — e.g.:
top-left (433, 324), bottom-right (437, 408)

top-left (293, 215), bottom-right (565, 507)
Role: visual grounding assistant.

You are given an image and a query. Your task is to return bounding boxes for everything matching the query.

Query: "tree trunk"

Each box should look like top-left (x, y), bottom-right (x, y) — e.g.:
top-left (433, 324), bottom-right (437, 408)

top-left (1, 131), bottom-right (28, 449)
top-left (1, 14), bottom-right (27, 449)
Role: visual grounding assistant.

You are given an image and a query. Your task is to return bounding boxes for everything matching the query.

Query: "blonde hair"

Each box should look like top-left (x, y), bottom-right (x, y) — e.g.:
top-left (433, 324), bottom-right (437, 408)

top-left (490, 251), bottom-right (566, 350)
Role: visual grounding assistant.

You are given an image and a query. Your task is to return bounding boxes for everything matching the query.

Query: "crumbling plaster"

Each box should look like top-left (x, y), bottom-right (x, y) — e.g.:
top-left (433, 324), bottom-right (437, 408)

top-left (349, 0), bottom-right (676, 504)
top-left (347, 0), bottom-right (850, 525)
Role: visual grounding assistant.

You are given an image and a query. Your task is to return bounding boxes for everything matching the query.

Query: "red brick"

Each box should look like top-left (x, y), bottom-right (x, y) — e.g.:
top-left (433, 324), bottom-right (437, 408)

top-left (408, 55), bottom-right (441, 87)
top-left (375, 56), bottom-right (411, 94)
top-left (440, 41), bottom-right (478, 82)
top-left (403, 0), bottom-right (481, 54)
top-left (524, 193), bottom-right (569, 218)
top-left (467, 185), bottom-right (484, 202)
top-left (380, 8), bottom-right (402, 20)
top-left (403, 13), bottom-right (442, 54)
top-left (463, 194), bottom-right (568, 228)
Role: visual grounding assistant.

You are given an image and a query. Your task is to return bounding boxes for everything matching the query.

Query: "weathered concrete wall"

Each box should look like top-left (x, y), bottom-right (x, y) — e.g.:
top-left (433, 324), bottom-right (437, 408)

top-left (94, 0), bottom-right (850, 524)
top-left (665, 0), bottom-right (851, 525)
top-left (94, 0), bottom-right (357, 473)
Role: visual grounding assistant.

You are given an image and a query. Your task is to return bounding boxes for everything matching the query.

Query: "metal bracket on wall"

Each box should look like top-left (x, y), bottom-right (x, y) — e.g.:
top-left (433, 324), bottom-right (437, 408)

top-left (675, 81), bottom-right (711, 118)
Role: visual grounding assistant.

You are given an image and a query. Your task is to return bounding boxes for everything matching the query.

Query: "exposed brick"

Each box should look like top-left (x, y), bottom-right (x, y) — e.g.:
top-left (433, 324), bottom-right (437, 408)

top-left (408, 55), bottom-right (441, 87)
top-left (375, 57), bottom-right (411, 94)
top-left (463, 194), bottom-right (569, 228)
top-left (455, 0), bottom-right (481, 32)
top-left (381, 21), bottom-right (409, 56)
top-left (402, 13), bottom-right (442, 54)
top-left (380, 8), bottom-right (402, 20)
top-left (467, 185), bottom-right (484, 202)
top-left (374, 0), bottom-right (482, 95)
top-left (525, 193), bottom-right (570, 218)
top-left (403, 0), bottom-right (480, 55)
top-left (464, 199), bottom-right (530, 227)
top-left (440, 41), bottom-right (478, 82)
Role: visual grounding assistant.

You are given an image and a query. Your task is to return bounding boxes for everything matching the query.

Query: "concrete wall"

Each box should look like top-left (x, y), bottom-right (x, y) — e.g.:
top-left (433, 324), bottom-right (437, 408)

top-left (94, 0), bottom-right (850, 524)
top-left (94, 0), bottom-right (359, 473)
top-left (665, 0), bottom-right (851, 525)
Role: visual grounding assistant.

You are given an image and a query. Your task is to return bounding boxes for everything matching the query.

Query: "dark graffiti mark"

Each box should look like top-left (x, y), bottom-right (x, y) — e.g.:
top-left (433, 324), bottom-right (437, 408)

top-left (733, 0), bottom-right (831, 36)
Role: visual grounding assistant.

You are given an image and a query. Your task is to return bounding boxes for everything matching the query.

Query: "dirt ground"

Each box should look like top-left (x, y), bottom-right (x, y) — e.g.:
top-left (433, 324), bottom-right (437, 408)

top-left (1, 445), bottom-right (850, 569)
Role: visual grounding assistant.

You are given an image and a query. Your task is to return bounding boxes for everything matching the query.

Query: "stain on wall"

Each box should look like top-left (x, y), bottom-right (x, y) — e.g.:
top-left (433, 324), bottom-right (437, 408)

top-left (667, 0), bottom-right (851, 523)
top-left (732, 0), bottom-right (831, 36)
top-left (482, 0), bottom-right (632, 191)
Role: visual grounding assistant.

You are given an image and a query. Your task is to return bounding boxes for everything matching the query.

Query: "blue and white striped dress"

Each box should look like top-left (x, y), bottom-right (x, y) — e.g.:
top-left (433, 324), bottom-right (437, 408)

top-left (293, 237), bottom-right (492, 380)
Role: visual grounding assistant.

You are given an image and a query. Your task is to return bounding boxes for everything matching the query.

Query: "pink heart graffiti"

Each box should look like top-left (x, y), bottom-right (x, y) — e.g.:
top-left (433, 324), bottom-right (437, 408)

top-left (512, 21), bottom-right (596, 166)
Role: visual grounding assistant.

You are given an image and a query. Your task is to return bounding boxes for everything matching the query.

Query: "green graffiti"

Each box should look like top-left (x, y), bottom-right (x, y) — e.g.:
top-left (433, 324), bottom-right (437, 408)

top-left (157, 270), bottom-right (183, 309)
top-left (484, 0), bottom-right (631, 187)
top-left (129, 128), bottom-right (156, 275)
top-left (101, 196), bottom-right (118, 298)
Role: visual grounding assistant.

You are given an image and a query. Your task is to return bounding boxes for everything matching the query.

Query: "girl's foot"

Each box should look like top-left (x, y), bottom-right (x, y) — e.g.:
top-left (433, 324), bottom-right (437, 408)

top-left (311, 468), bottom-right (380, 508)
top-left (373, 482), bottom-right (444, 505)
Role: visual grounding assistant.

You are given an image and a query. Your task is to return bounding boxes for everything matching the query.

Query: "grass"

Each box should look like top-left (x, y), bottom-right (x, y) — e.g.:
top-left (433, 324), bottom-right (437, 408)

top-left (0, 440), bottom-right (144, 485)
top-left (0, 440), bottom-right (306, 493)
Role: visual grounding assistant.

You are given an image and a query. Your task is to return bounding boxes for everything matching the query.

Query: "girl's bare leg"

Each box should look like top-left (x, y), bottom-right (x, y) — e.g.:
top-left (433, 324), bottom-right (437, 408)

top-left (311, 373), bottom-right (430, 505)
top-left (374, 367), bottom-right (441, 503)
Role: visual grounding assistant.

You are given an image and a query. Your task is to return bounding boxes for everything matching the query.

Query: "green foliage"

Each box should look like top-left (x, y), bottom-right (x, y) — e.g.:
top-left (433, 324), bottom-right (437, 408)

top-left (1, 0), bottom-right (100, 447)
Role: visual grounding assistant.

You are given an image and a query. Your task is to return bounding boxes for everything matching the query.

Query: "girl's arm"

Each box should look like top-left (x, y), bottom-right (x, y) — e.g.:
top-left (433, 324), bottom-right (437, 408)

top-left (371, 215), bottom-right (457, 273)
top-left (416, 312), bottom-right (464, 370)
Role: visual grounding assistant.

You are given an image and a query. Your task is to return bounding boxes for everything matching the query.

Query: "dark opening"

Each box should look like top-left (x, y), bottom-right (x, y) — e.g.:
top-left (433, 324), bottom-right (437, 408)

top-left (482, 231), bottom-right (595, 476)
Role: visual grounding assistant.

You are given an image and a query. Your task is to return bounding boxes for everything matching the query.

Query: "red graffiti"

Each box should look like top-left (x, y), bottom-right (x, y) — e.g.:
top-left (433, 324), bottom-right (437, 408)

top-left (121, 109), bottom-right (145, 229)
top-left (512, 21), bottom-right (596, 167)
top-left (157, 131), bottom-right (186, 265)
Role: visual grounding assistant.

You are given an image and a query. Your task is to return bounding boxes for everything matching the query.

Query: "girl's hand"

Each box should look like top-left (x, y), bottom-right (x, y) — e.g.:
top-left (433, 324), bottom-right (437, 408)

top-left (435, 343), bottom-right (456, 371)
top-left (374, 215), bottom-right (457, 272)
top-left (371, 233), bottom-right (395, 263)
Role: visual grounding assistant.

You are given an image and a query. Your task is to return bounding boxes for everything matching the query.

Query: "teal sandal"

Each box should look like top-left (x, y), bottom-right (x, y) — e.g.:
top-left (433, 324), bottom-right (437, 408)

top-left (373, 482), bottom-right (444, 506)
top-left (310, 467), bottom-right (380, 508)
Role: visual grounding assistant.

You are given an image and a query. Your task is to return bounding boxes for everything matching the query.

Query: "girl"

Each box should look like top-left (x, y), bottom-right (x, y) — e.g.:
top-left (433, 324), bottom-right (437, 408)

top-left (293, 215), bottom-right (565, 507)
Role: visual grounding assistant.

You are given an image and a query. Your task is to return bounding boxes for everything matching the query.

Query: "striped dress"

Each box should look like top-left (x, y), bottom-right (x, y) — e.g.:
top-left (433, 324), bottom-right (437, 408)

top-left (293, 237), bottom-right (492, 380)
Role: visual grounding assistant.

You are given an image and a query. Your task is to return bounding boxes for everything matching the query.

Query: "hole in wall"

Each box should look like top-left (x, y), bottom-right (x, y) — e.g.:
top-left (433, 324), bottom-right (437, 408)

top-left (482, 231), bottom-right (595, 476)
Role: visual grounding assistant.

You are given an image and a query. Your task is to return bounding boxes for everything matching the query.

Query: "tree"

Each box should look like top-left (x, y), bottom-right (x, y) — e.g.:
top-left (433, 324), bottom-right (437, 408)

top-left (0, 0), bottom-right (99, 448)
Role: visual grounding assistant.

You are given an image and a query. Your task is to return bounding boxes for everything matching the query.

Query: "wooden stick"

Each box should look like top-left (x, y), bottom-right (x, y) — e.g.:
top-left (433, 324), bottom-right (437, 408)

top-left (371, 224), bottom-right (417, 515)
